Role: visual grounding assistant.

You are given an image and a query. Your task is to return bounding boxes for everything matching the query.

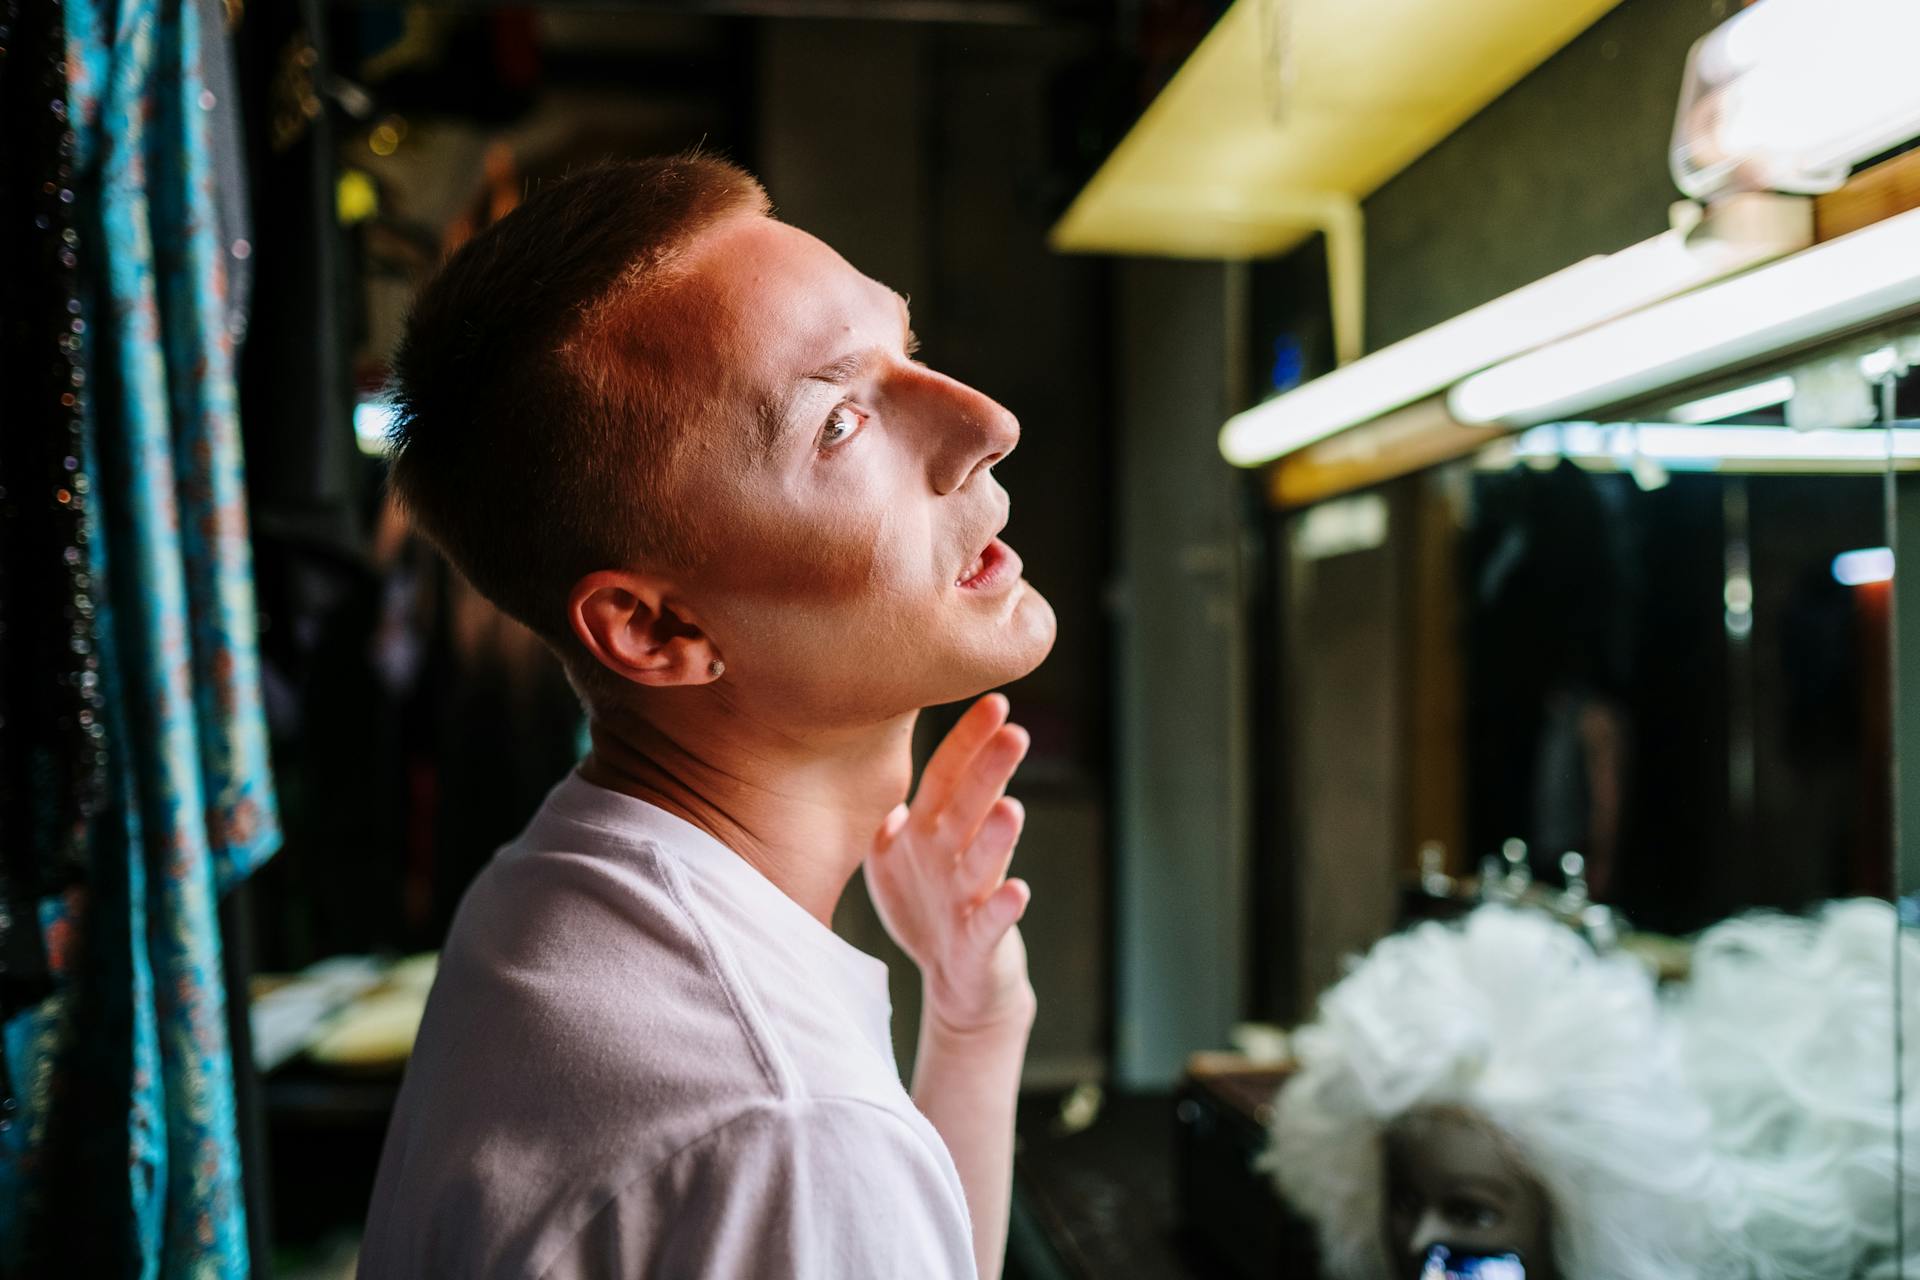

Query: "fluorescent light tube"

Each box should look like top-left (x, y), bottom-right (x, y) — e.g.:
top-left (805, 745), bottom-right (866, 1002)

top-left (1218, 195), bottom-right (1810, 467)
top-left (1833, 547), bottom-right (1895, 586)
top-left (1667, 374), bottom-right (1795, 424)
top-left (1450, 206), bottom-right (1920, 429)
top-left (1505, 422), bottom-right (1920, 468)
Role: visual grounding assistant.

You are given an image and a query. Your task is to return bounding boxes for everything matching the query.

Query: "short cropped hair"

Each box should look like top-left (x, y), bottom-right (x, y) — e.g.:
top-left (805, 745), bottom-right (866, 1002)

top-left (385, 154), bottom-right (770, 662)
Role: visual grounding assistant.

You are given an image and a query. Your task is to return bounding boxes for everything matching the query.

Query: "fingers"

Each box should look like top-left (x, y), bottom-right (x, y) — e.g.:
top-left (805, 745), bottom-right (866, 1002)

top-left (955, 796), bottom-right (1024, 905)
top-left (940, 724), bottom-right (1028, 852)
top-left (908, 695), bottom-right (1008, 830)
top-left (965, 877), bottom-right (1031, 951)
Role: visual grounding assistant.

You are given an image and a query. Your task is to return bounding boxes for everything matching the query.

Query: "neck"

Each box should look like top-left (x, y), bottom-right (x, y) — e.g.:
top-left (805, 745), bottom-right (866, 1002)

top-left (577, 694), bottom-right (918, 927)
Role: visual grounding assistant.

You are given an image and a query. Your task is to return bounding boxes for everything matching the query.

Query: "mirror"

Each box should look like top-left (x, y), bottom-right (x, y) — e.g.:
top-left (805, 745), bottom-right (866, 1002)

top-left (1267, 326), bottom-right (1918, 1279)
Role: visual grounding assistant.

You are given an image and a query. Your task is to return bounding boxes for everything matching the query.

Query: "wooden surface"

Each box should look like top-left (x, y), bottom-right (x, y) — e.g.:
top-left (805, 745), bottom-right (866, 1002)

top-left (1264, 399), bottom-right (1508, 512)
top-left (1815, 148), bottom-right (1920, 242)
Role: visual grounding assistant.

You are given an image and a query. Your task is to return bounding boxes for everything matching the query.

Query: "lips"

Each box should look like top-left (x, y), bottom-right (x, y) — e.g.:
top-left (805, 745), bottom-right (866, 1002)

top-left (958, 547), bottom-right (989, 584)
top-left (956, 535), bottom-right (1021, 592)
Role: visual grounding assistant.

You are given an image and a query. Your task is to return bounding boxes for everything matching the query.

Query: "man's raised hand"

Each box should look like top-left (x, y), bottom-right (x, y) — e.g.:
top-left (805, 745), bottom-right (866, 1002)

top-left (865, 693), bottom-right (1036, 1037)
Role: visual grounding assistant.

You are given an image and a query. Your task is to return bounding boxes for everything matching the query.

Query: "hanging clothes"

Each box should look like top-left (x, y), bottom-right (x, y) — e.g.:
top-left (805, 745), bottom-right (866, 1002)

top-left (0, 0), bottom-right (282, 1271)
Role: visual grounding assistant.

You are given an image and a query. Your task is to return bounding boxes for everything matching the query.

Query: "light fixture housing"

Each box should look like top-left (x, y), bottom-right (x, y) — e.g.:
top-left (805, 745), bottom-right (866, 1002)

top-left (1218, 194), bottom-right (1810, 467)
top-left (1672, 0), bottom-right (1920, 200)
top-left (1449, 205), bottom-right (1920, 429)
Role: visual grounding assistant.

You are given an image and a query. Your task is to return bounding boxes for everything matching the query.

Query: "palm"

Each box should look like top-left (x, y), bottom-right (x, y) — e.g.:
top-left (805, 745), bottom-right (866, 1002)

top-left (865, 694), bottom-right (1035, 1034)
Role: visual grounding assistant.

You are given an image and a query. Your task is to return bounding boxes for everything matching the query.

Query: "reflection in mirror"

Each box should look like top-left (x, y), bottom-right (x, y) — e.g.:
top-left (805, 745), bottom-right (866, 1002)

top-left (1266, 328), bottom-right (1920, 1279)
top-left (1454, 339), bottom-right (1917, 936)
top-left (1887, 331), bottom-right (1920, 1280)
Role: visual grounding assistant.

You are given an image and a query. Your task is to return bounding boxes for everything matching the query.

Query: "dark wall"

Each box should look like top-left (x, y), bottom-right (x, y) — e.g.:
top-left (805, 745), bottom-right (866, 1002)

top-left (1110, 259), bottom-right (1256, 1084)
top-left (1363, 0), bottom-right (1732, 348)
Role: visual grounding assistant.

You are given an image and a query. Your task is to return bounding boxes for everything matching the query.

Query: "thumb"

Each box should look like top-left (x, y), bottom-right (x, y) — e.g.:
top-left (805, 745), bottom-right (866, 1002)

top-left (872, 802), bottom-right (910, 855)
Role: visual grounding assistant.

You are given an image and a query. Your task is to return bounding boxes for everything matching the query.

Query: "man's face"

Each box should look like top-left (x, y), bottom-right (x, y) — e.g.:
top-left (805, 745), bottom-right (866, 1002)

top-left (641, 214), bottom-right (1056, 727)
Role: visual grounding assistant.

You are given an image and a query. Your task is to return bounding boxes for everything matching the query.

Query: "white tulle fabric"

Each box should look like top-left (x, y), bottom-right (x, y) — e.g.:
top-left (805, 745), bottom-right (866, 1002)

top-left (1265, 901), bottom-right (1918, 1280)
top-left (1669, 900), bottom-right (1920, 1280)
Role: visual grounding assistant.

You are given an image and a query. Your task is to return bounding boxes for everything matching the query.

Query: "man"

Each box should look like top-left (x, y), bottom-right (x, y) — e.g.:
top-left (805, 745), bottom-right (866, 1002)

top-left (358, 153), bottom-right (1056, 1280)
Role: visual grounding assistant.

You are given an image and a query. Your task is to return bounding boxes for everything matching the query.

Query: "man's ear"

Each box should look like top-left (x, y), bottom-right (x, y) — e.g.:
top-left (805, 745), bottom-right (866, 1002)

top-left (567, 570), bottom-right (721, 688)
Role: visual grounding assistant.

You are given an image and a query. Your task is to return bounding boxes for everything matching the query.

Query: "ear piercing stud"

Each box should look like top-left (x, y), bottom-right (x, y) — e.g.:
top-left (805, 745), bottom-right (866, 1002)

top-left (708, 659), bottom-right (725, 678)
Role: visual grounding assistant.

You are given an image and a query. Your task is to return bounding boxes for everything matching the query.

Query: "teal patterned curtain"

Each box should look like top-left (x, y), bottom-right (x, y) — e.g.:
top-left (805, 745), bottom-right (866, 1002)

top-left (0, 0), bottom-right (280, 1271)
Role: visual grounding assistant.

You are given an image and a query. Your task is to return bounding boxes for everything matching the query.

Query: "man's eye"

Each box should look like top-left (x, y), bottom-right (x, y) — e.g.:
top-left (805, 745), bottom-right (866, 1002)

top-left (1444, 1197), bottom-right (1503, 1230)
top-left (820, 404), bottom-right (864, 450)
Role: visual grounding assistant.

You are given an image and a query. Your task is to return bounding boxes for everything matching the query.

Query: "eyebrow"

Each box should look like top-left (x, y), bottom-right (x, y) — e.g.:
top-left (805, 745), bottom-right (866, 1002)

top-left (802, 351), bottom-right (876, 387)
top-left (751, 292), bottom-right (919, 459)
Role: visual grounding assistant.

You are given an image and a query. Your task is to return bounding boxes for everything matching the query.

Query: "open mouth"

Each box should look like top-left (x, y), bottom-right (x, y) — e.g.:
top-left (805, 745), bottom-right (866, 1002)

top-left (956, 536), bottom-right (1020, 591)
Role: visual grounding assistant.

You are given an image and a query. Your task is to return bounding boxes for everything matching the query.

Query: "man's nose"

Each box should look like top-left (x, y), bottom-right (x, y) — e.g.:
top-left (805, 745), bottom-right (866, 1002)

top-left (909, 367), bottom-right (1019, 495)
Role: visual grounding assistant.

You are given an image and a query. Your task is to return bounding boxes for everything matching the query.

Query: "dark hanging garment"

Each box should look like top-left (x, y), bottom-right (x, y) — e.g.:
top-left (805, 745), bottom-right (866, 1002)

top-left (233, 0), bottom-right (362, 557)
top-left (0, 0), bottom-right (109, 1014)
top-left (0, 1), bottom-right (115, 1262)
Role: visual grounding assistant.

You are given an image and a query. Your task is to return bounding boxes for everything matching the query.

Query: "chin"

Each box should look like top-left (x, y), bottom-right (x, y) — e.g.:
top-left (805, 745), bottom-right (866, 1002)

top-left (1006, 581), bottom-right (1058, 673)
top-left (866, 580), bottom-right (1058, 714)
top-left (954, 579), bottom-right (1057, 697)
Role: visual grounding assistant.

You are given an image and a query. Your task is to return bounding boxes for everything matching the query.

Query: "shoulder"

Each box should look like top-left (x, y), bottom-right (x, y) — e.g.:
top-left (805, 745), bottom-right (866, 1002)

top-left (360, 830), bottom-right (794, 1270)
top-left (422, 824), bottom-right (793, 1105)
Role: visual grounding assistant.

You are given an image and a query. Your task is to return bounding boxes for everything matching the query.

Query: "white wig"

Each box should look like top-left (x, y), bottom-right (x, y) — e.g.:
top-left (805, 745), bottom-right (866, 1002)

top-left (1263, 906), bottom-right (1734, 1280)
top-left (1669, 898), bottom-right (1920, 1280)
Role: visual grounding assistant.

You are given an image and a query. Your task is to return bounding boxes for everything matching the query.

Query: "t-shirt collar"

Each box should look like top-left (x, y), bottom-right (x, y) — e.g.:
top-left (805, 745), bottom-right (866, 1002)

top-left (541, 768), bottom-right (896, 1015)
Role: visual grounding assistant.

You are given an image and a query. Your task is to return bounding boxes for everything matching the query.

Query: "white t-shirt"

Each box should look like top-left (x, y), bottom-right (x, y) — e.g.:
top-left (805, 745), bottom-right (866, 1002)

top-left (358, 771), bottom-right (976, 1279)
